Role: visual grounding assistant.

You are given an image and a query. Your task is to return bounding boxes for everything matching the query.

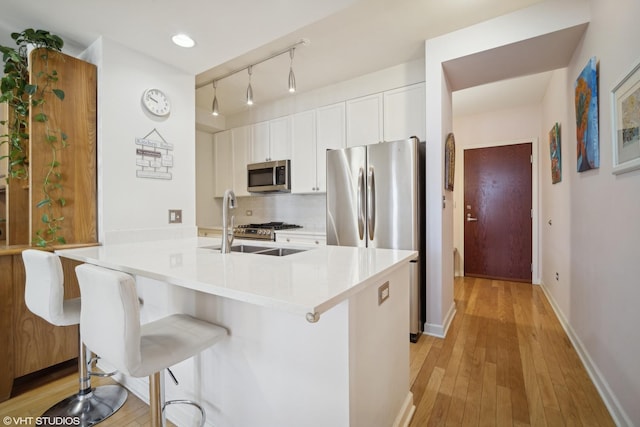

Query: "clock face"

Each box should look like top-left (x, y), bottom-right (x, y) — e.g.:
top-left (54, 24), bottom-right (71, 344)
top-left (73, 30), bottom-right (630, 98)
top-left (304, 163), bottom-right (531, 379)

top-left (142, 88), bottom-right (171, 116)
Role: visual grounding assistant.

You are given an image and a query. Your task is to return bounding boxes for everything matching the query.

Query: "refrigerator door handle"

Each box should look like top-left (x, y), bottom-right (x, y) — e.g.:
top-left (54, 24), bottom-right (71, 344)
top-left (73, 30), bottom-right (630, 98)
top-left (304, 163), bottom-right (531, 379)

top-left (367, 166), bottom-right (375, 240)
top-left (357, 167), bottom-right (366, 240)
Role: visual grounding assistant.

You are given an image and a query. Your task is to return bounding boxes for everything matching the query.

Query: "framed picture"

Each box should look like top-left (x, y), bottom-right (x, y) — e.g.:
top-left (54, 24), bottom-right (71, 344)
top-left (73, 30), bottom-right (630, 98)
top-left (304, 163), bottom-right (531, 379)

top-left (444, 132), bottom-right (455, 191)
top-left (549, 123), bottom-right (561, 184)
top-left (611, 59), bottom-right (640, 175)
top-left (575, 56), bottom-right (599, 172)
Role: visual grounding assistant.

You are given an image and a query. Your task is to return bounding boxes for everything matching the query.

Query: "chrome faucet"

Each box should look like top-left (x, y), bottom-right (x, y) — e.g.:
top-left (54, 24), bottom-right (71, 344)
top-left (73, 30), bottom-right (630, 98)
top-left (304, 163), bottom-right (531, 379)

top-left (221, 189), bottom-right (236, 254)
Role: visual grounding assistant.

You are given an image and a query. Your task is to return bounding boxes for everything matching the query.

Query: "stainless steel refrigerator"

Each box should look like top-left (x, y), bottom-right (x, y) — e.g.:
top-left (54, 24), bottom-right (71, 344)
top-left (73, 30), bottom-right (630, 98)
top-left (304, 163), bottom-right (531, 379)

top-left (326, 137), bottom-right (425, 342)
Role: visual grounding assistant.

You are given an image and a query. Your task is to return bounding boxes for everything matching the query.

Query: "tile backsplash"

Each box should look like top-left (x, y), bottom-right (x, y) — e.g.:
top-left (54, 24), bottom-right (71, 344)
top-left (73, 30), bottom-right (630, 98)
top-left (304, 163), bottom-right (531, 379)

top-left (210, 193), bottom-right (326, 233)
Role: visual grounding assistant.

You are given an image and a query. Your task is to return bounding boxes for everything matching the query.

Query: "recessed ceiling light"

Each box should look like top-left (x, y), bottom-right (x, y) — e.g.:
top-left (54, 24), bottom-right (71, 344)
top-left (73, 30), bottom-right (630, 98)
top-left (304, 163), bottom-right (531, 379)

top-left (172, 33), bottom-right (195, 48)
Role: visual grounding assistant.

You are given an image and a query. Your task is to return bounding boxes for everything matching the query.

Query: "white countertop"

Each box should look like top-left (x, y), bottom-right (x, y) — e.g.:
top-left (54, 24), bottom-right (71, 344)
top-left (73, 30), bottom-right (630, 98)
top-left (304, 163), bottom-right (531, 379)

top-left (56, 237), bottom-right (416, 321)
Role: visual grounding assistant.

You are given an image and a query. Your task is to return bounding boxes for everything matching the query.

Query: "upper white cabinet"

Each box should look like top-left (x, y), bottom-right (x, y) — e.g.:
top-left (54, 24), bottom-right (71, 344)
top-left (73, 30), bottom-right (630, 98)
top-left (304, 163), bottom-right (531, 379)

top-left (291, 110), bottom-right (316, 193)
top-left (383, 82), bottom-right (425, 142)
top-left (291, 102), bottom-right (346, 194)
top-left (269, 116), bottom-right (291, 161)
top-left (346, 93), bottom-right (383, 147)
top-left (249, 117), bottom-right (291, 163)
top-left (213, 130), bottom-right (233, 197)
top-left (231, 125), bottom-right (250, 197)
top-left (250, 121), bottom-right (270, 163)
top-left (315, 102), bottom-right (346, 192)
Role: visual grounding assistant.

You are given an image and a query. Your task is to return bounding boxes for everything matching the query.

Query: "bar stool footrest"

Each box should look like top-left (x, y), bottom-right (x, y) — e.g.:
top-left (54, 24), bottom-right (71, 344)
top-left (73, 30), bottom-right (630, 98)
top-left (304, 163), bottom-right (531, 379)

top-left (164, 399), bottom-right (206, 427)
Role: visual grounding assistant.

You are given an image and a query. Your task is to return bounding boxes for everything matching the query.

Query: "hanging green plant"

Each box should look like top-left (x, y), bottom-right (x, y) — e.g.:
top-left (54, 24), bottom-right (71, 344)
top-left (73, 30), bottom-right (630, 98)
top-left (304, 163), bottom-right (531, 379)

top-left (1, 29), bottom-right (67, 246)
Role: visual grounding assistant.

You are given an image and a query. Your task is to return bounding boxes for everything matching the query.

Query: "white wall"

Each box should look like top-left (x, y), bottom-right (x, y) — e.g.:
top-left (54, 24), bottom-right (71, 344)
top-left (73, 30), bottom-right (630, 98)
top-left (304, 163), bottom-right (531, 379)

top-left (452, 104), bottom-right (542, 280)
top-left (196, 130), bottom-right (216, 226)
top-left (81, 37), bottom-right (197, 243)
top-left (539, 0), bottom-right (640, 424)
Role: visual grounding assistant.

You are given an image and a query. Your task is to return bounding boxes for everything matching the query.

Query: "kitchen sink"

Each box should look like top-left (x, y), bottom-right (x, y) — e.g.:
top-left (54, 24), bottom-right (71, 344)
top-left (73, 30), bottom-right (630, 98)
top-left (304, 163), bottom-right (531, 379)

top-left (201, 244), bottom-right (307, 256)
top-left (229, 244), bottom-right (273, 253)
top-left (255, 248), bottom-right (307, 256)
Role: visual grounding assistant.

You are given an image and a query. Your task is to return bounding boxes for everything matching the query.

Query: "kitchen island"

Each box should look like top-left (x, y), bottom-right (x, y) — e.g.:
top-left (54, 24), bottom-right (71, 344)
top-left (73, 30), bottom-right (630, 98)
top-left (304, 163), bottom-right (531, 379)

top-left (56, 237), bottom-right (417, 427)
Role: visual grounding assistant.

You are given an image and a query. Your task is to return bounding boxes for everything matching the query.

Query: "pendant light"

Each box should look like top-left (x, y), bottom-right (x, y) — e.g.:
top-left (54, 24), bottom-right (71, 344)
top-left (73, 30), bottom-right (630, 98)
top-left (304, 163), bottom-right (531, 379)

top-left (288, 48), bottom-right (296, 93)
top-left (211, 81), bottom-right (220, 116)
top-left (246, 65), bottom-right (254, 105)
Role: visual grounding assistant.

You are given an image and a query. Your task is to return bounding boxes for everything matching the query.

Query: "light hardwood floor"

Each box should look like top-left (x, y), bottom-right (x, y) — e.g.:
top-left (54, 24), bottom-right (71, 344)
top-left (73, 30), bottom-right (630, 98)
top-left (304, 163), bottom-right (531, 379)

top-left (0, 277), bottom-right (614, 426)
top-left (0, 366), bottom-right (176, 427)
top-left (409, 277), bottom-right (615, 426)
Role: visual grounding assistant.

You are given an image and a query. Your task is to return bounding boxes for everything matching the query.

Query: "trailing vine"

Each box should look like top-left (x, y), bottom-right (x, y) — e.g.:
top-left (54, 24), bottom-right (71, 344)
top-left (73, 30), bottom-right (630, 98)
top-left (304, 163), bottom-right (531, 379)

top-left (0, 29), bottom-right (66, 246)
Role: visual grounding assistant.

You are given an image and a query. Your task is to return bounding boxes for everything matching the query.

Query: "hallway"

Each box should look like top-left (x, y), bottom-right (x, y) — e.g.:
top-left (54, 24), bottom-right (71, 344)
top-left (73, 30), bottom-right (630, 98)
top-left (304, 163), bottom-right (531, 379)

top-left (410, 277), bottom-right (614, 426)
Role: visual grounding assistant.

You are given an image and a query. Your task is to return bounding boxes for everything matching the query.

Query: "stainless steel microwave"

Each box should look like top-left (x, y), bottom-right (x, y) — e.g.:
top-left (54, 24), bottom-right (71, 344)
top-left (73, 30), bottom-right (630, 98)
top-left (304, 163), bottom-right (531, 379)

top-left (247, 160), bottom-right (291, 193)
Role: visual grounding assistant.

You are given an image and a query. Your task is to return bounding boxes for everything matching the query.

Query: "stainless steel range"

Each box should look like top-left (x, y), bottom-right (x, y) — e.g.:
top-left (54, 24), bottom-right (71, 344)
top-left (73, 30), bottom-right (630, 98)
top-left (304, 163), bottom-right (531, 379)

top-left (234, 222), bottom-right (302, 241)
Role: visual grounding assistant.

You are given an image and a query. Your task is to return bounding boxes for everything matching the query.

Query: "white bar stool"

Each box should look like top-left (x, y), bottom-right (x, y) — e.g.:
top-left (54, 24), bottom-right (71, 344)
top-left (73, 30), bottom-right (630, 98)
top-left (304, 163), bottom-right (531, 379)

top-left (75, 263), bottom-right (228, 427)
top-left (21, 249), bottom-right (128, 426)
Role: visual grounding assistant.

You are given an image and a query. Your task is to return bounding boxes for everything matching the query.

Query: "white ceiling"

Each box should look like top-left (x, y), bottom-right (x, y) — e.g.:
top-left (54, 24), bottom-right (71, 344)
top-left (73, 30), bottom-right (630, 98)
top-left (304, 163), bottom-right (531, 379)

top-left (0, 0), bottom-right (581, 119)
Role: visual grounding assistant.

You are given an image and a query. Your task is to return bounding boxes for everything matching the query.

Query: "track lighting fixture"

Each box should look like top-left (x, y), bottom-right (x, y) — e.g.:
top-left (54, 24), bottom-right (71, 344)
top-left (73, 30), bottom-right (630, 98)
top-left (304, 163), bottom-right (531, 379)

top-left (246, 66), bottom-right (254, 106)
top-left (198, 39), bottom-right (309, 116)
top-left (211, 81), bottom-right (219, 116)
top-left (288, 48), bottom-right (296, 93)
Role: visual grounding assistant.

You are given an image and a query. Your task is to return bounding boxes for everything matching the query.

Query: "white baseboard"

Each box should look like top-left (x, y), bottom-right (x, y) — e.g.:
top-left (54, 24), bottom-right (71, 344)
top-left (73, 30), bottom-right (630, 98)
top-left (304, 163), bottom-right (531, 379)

top-left (539, 282), bottom-right (632, 427)
top-left (423, 301), bottom-right (456, 338)
top-left (392, 392), bottom-right (415, 427)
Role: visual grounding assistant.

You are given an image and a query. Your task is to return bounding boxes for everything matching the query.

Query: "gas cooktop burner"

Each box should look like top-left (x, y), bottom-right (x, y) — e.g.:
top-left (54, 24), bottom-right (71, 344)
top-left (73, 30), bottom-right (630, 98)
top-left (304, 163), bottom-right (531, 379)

top-left (234, 222), bottom-right (302, 240)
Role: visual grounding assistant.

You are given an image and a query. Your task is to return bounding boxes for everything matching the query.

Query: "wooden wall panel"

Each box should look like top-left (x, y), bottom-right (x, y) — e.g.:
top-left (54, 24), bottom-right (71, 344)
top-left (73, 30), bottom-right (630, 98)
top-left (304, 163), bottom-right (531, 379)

top-left (5, 101), bottom-right (29, 246)
top-left (12, 254), bottom-right (78, 377)
top-left (29, 49), bottom-right (97, 245)
top-left (0, 255), bottom-right (15, 400)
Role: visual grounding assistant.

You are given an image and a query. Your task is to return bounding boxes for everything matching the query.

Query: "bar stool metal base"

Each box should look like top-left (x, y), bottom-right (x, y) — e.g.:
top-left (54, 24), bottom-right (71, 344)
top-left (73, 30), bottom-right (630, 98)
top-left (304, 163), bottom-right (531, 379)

top-left (39, 385), bottom-right (128, 427)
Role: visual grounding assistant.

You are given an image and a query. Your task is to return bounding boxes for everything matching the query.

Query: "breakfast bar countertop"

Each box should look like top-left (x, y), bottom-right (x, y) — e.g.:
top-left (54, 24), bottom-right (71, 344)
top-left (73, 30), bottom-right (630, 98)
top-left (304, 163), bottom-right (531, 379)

top-left (55, 237), bottom-right (417, 321)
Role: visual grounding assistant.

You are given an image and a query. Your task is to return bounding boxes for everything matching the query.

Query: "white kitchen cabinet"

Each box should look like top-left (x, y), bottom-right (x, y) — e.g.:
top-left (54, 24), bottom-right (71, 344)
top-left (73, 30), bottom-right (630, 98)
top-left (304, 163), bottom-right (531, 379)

top-left (316, 102), bottom-right (346, 192)
top-left (275, 230), bottom-right (326, 246)
top-left (269, 116), bottom-right (291, 161)
top-left (231, 125), bottom-right (250, 197)
top-left (291, 103), bottom-right (346, 194)
top-left (250, 121), bottom-right (270, 163)
top-left (291, 110), bottom-right (317, 193)
top-left (249, 117), bottom-right (291, 163)
top-left (383, 82), bottom-right (426, 142)
top-left (346, 93), bottom-right (383, 147)
top-left (213, 129), bottom-right (233, 197)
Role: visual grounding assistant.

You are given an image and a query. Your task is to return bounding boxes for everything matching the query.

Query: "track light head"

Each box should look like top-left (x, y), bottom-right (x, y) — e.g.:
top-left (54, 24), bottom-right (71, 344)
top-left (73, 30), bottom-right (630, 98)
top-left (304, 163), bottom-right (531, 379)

top-left (288, 48), bottom-right (296, 93)
top-left (246, 66), bottom-right (254, 105)
top-left (211, 81), bottom-right (219, 116)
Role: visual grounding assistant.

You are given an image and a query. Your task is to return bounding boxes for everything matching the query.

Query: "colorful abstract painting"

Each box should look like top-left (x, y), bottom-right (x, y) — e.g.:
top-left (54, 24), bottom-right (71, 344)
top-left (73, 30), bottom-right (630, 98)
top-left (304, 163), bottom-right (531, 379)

top-left (549, 123), bottom-right (561, 184)
top-left (574, 56), bottom-right (599, 172)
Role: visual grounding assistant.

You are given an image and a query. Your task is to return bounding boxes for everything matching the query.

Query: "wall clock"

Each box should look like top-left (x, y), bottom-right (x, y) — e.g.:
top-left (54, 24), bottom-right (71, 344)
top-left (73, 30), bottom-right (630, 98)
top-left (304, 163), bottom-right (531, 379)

top-left (141, 88), bottom-right (171, 117)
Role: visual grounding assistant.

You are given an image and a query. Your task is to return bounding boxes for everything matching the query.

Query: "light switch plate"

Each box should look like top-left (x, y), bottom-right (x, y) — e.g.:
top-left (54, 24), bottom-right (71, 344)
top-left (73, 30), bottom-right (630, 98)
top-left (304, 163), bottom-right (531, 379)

top-left (378, 281), bottom-right (390, 305)
top-left (169, 209), bottom-right (182, 224)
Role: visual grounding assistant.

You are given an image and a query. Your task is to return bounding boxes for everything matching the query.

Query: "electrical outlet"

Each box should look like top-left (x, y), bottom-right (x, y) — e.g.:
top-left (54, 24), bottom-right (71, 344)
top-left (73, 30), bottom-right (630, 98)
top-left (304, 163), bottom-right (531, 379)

top-left (555, 272), bottom-right (559, 281)
top-left (169, 209), bottom-right (182, 224)
top-left (378, 281), bottom-right (390, 305)
top-left (246, 210), bottom-right (253, 216)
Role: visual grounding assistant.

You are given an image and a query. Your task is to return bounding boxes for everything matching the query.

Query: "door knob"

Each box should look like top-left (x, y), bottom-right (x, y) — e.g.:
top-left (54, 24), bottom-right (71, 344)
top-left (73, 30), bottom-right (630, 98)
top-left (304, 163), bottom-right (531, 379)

top-left (466, 213), bottom-right (478, 222)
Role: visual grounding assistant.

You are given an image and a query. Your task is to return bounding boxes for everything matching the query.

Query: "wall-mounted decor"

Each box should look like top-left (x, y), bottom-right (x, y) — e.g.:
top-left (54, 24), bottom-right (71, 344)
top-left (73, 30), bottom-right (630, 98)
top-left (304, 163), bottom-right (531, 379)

top-left (575, 56), bottom-right (600, 172)
top-left (135, 128), bottom-right (174, 180)
top-left (611, 58), bottom-right (640, 175)
top-left (549, 123), bottom-right (562, 184)
top-left (444, 132), bottom-right (455, 191)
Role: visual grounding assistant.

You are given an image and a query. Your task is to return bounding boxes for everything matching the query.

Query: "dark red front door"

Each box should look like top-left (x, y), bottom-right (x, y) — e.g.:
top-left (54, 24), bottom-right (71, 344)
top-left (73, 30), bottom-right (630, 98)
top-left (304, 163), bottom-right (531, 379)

top-left (464, 143), bottom-right (532, 282)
